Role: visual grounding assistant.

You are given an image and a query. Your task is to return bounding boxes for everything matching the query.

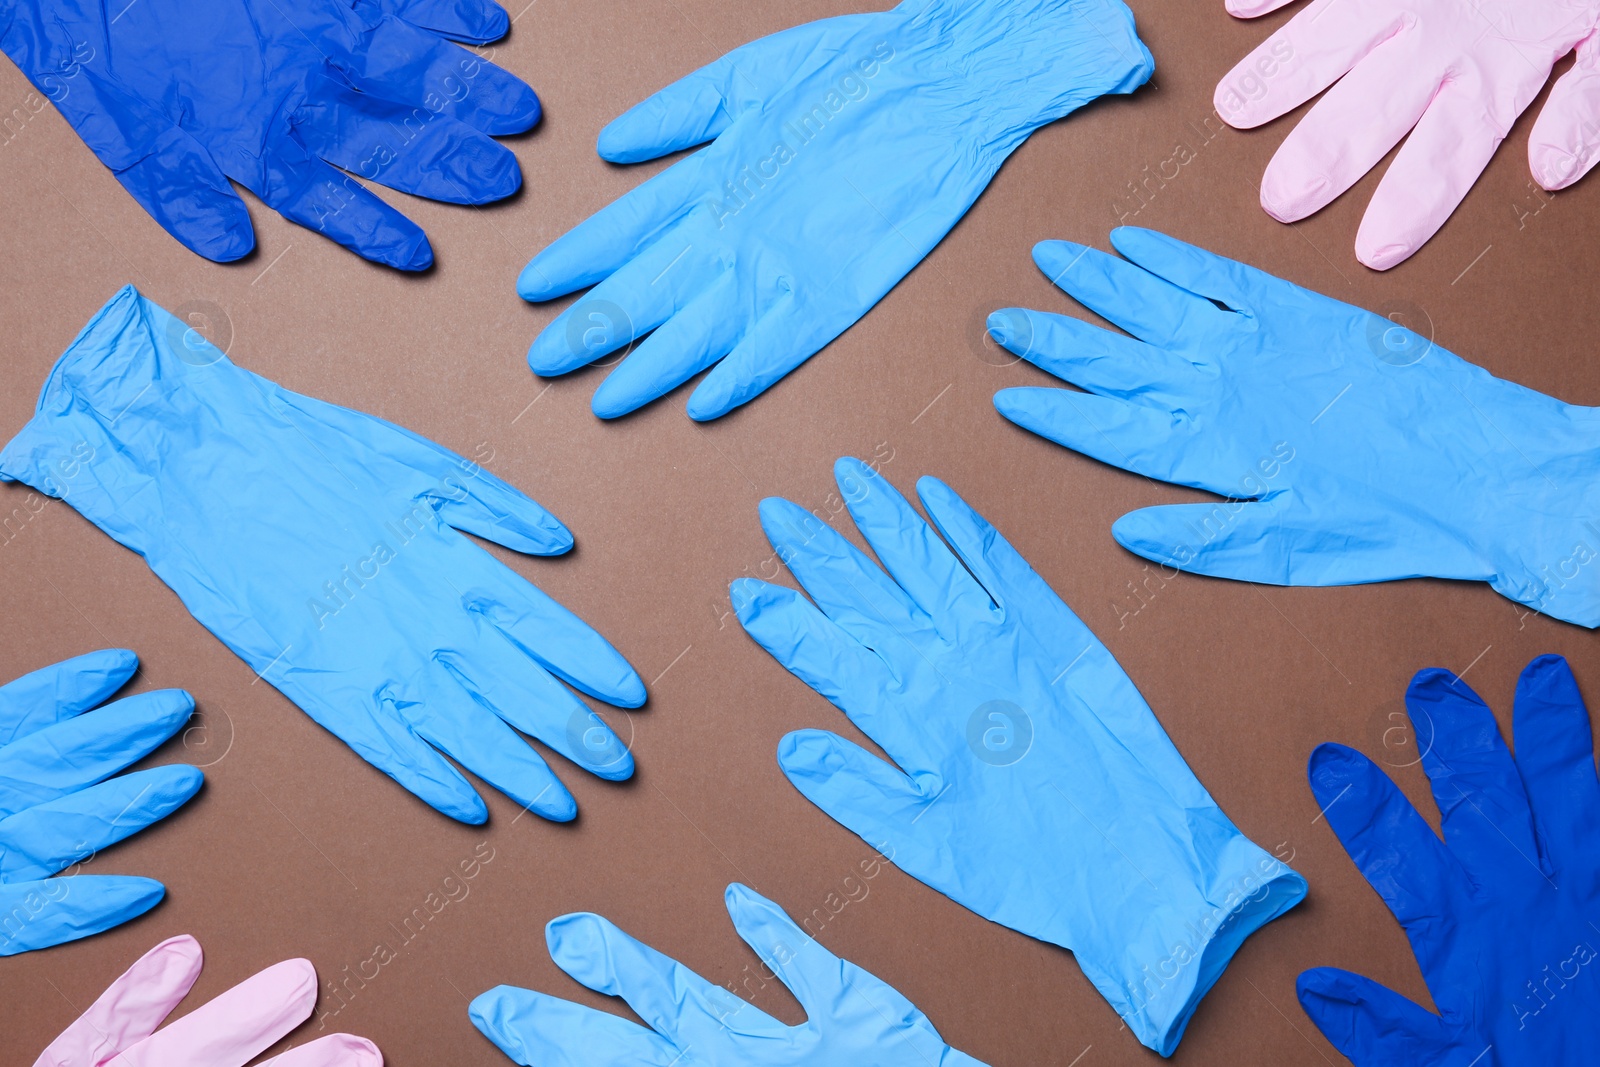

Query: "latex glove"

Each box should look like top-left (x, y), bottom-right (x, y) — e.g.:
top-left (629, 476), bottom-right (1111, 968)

top-left (990, 227), bottom-right (1600, 628)
top-left (1215, 0), bottom-right (1600, 269)
top-left (469, 883), bottom-right (988, 1066)
top-left (1298, 655), bottom-right (1600, 1064)
top-left (730, 458), bottom-right (1305, 1055)
top-left (0, 0), bottom-right (539, 269)
top-left (0, 287), bottom-right (645, 826)
top-left (0, 649), bottom-right (201, 956)
top-left (35, 933), bottom-right (380, 1066)
top-left (518, 0), bottom-right (1152, 420)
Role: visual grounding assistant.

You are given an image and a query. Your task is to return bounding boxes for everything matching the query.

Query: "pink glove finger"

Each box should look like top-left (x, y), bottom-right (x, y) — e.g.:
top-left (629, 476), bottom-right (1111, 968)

top-left (1530, 29), bottom-right (1600, 189)
top-left (1258, 28), bottom-right (1440, 221)
top-left (261, 1034), bottom-right (384, 1067)
top-left (109, 958), bottom-right (317, 1067)
top-left (1356, 80), bottom-right (1507, 268)
top-left (34, 935), bottom-right (203, 1067)
top-left (1226, 0), bottom-right (1302, 19)
top-left (1215, 0), bottom-right (1409, 129)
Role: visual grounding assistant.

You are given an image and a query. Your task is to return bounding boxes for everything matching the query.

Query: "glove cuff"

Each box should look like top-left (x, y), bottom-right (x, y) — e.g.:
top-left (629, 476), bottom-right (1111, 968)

top-left (900, 0), bottom-right (1153, 141)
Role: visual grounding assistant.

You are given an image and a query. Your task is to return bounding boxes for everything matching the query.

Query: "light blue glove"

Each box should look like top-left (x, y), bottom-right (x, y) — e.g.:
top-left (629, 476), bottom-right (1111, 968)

top-left (0, 287), bottom-right (646, 826)
top-left (988, 226), bottom-right (1600, 627)
top-left (518, 0), bottom-right (1153, 420)
top-left (1298, 655), bottom-right (1600, 1065)
top-left (731, 459), bottom-right (1306, 1056)
top-left (469, 883), bottom-right (989, 1066)
top-left (0, 648), bottom-right (202, 955)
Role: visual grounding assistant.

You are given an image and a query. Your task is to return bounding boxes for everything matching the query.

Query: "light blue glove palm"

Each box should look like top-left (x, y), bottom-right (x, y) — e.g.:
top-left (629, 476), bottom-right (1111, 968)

top-left (517, 0), bottom-right (1152, 420)
top-left (0, 649), bottom-right (201, 955)
top-left (0, 287), bottom-right (645, 826)
top-left (730, 459), bottom-right (1306, 1055)
top-left (469, 883), bottom-right (988, 1066)
top-left (988, 227), bottom-right (1600, 627)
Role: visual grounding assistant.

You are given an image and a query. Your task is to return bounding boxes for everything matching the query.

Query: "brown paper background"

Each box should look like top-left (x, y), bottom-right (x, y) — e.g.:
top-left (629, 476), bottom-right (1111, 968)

top-left (2, 0), bottom-right (1598, 1063)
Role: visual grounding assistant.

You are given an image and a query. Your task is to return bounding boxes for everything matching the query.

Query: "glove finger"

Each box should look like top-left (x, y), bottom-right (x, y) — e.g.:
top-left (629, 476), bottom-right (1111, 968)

top-left (544, 912), bottom-right (780, 1047)
top-left (405, 668), bottom-right (578, 822)
top-left (274, 679), bottom-right (488, 824)
top-left (986, 308), bottom-right (1201, 402)
top-left (686, 296), bottom-right (840, 421)
top-left (0, 689), bottom-right (193, 818)
top-left (258, 1033), bottom-right (383, 1067)
top-left (834, 457), bottom-right (995, 638)
top-left (473, 576), bottom-right (647, 709)
top-left (1512, 654), bottom-right (1600, 859)
top-left (598, 54), bottom-right (741, 163)
top-left (0, 764), bottom-right (202, 882)
top-left (1258, 34), bottom-right (1439, 223)
top-left (1033, 240), bottom-right (1230, 349)
top-left (1296, 967), bottom-right (1457, 1062)
top-left (114, 958), bottom-right (316, 1067)
top-left (0, 648), bottom-right (137, 744)
top-left (345, 20), bottom-right (538, 135)
top-left (378, 0), bottom-right (510, 44)
top-left (724, 883), bottom-right (859, 1019)
top-left (518, 154), bottom-right (710, 301)
top-left (1355, 84), bottom-right (1508, 270)
top-left (734, 580), bottom-right (935, 772)
top-left (1110, 498), bottom-right (1491, 585)
top-left (0, 875), bottom-right (164, 956)
top-left (33, 933), bottom-right (201, 1067)
top-left (1408, 668), bottom-right (1541, 872)
top-left (527, 231), bottom-right (715, 376)
top-left (1307, 743), bottom-right (1464, 930)
top-left (469, 985), bottom-right (680, 1066)
top-left (1225, 0), bottom-right (1299, 15)
top-left (778, 730), bottom-right (938, 870)
top-left (1213, 0), bottom-right (1407, 129)
top-left (436, 646), bottom-right (634, 782)
top-left (1530, 30), bottom-right (1600, 190)
top-left (252, 144), bottom-right (432, 271)
top-left (757, 497), bottom-right (935, 661)
top-left (297, 80), bottom-right (522, 204)
top-left (591, 270), bottom-right (745, 418)
top-left (1106, 226), bottom-right (1261, 312)
top-left (993, 388), bottom-right (1245, 497)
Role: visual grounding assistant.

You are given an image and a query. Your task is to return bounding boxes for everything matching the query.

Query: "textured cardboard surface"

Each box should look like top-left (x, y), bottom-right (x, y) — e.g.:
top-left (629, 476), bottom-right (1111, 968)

top-left (2, 0), bottom-right (1599, 1063)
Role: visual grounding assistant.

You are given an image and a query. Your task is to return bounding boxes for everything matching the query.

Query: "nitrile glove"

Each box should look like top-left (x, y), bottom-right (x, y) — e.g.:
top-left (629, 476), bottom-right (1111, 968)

top-left (1298, 655), bottom-right (1600, 1065)
top-left (469, 884), bottom-right (988, 1066)
top-left (731, 458), bottom-right (1305, 1055)
top-left (35, 933), bottom-right (380, 1066)
top-left (1215, 0), bottom-right (1600, 269)
top-left (0, 287), bottom-right (645, 826)
top-left (0, 0), bottom-right (539, 269)
top-left (990, 227), bottom-right (1600, 628)
top-left (518, 0), bottom-right (1152, 420)
top-left (0, 649), bottom-right (201, 956)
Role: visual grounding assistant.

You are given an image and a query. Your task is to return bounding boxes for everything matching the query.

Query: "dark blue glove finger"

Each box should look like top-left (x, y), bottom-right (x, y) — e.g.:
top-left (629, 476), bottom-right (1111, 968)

top-left (1511, 654), bottom-right (1600, 863)
top-left (1409, 668), bottom-right (1543, 874)
top-left (1308, 743), bottom-right (1466, 932)
top-left (378, 0), bottom-right (511, 45)
top-left (0, 764), bottom-right (202, 881)
top-left (296, 79), bottom-right (522, 204)
top-left (1297, 967), bottom-right (1460, 1064)
top-left (1034, 240), bottom-right (1234, 350)
top-left (345, 17), bottom-right (539, 135)
top-left (254, 140), bottom-right (433, 270)
top-left (0, 648), bottom-right (137, 744)
top-left (0, 689), bottom-right (193, 817)
top-left (0, 874), bottom-right (164, 955)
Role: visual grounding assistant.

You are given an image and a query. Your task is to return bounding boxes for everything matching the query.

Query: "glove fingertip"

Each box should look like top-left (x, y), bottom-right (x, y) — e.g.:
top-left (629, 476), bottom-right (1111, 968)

top-left (1305, 742), bottom-right (1367, 792)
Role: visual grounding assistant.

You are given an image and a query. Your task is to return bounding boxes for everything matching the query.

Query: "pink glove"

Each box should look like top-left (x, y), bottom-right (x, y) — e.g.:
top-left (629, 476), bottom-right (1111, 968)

top-left (33, 935), bottom-right (382, 1067)
top-left (1215, 0), bottom-right (1600, 269)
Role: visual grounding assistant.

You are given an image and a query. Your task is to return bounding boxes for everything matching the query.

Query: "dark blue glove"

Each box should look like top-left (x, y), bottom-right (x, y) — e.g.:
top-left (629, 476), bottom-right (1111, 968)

top-left (1299, 654), bottom-right (1600, 1064)
top-left (0, 0), bottom-right (539, 268)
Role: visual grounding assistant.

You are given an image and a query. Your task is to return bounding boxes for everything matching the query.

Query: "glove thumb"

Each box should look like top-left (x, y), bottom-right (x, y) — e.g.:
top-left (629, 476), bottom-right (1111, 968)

top-left (1530, 30), bottom-right (1600, 191)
